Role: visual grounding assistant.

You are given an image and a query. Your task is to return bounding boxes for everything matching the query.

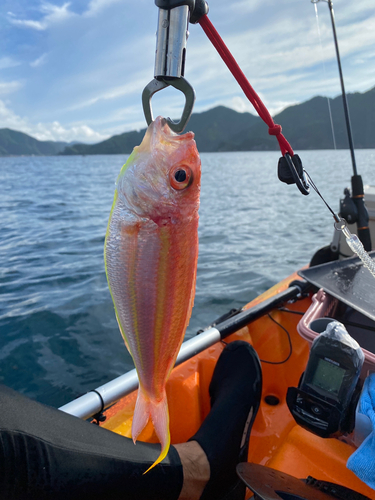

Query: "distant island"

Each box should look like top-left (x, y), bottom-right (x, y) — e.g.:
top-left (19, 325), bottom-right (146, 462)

top-left (1, 86), bottom-right (375, 157)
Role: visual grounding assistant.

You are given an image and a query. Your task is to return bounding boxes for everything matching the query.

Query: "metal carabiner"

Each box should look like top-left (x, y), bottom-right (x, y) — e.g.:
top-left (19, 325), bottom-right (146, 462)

top-left (283, 153), bottom-right (310, 196)
top-left (142, 76), bottom-right (196, 134)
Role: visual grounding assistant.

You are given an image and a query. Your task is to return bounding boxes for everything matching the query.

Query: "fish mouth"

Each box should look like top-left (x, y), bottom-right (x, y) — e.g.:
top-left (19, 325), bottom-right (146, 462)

top-left (134, 115), bottom-right (196, 157)
top-left (155, 116), bottom-right (195, 143)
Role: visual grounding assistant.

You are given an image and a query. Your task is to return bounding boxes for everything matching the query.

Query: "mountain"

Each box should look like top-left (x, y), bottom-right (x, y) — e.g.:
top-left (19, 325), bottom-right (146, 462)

top-left (221, 87), bottom-right (375, 151)
top-left (60, 87), bottom-right (375, 155)
top-left (2, 86), bottom-right (375, 156)
top-left (185, 106), bottom-right (260, 152)
top-left (0, 128), bottom-right (68, 156)
top-left (60, 106), bottom-right (261, 156)
top-left (60, 129), bottom-right (146, 156)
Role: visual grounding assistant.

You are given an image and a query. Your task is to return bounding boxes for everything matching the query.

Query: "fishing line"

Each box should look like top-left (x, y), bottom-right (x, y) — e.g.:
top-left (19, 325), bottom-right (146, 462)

top-left (303, 169), bottom-right (339, 222)
top-left (259, 313), bottom-right (293, 365)
top-left (220, 313), bottom-right (293, 364)
top-left (313, 2), bottom-right (337, 149)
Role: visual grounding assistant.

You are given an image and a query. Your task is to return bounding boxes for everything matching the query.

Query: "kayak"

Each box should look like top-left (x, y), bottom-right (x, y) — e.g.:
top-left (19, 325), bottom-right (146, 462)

top-left (96, 269), bottom-right (374, 499)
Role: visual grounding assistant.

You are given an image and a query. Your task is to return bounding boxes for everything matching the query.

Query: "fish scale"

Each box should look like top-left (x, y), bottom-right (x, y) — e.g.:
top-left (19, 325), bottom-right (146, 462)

top-left (104, 116), bottom-right (201, 472)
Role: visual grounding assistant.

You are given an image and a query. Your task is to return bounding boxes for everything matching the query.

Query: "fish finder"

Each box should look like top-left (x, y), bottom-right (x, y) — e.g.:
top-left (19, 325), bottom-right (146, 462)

top-left (287, 321), bottom-right (364, 438)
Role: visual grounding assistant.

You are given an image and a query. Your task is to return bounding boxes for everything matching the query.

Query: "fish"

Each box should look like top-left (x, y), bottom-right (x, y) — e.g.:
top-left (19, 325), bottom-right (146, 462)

top-left (104, 116), bottom-right (201, 472)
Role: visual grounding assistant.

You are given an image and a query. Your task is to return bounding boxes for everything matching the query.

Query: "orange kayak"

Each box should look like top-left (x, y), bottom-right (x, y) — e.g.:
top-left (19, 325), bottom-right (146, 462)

top-left (96, 268), bottom-right (375, 500)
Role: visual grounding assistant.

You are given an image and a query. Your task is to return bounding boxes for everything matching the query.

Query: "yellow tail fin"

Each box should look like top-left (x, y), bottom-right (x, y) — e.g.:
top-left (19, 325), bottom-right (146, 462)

top-left (131, 388), bottom-right (171, 474)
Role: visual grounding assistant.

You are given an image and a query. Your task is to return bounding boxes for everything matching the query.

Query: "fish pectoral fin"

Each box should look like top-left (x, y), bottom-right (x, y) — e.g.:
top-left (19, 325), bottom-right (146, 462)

top-left (132, 389), bottom-right (171, 474)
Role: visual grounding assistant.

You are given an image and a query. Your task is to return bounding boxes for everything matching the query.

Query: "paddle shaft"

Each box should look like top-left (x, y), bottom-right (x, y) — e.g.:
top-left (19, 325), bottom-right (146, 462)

top-left (59, 282), bottom-right (306, 419)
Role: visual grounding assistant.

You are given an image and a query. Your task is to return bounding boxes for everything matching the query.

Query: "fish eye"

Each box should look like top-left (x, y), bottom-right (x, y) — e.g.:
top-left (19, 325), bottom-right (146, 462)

top-left (175, 170), bottom-right (187, 182)
top-left (169, 165), bottom-right (193, 190)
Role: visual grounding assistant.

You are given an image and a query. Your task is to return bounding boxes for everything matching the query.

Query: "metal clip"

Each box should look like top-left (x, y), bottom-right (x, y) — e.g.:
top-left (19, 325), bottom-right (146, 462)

top-left (142, 76), bottom-right (196, 133)
top-left (283, 153), bottom-right (310, 196)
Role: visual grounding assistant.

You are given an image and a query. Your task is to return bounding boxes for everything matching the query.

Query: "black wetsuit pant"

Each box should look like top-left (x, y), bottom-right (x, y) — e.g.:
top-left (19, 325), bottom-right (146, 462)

top-left (0, 385), bottom-right (183, 500)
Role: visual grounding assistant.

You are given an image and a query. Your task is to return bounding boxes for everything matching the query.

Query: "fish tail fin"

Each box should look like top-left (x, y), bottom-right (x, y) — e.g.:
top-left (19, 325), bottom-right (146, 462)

top-left (132, 389), bottom-right (171, 474)
top-left (132, 388), bottom-right (170, 474)
top-left (144, 392), bottom-right (170, 474)
top-left (132, 387), bottom-right (151, 445)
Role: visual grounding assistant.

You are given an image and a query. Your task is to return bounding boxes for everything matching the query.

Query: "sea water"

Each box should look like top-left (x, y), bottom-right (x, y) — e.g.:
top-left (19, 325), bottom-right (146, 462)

top-left (1, 150), bottom-right (375, 407)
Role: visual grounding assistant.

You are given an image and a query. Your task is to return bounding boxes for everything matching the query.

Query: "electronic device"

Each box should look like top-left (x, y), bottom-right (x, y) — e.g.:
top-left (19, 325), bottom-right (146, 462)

top-left (287, 321), bottom-right (364, 438)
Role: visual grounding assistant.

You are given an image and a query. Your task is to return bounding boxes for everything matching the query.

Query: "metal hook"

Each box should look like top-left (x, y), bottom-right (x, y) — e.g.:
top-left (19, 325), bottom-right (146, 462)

top-left (142, 76), bottom-right (196, 134)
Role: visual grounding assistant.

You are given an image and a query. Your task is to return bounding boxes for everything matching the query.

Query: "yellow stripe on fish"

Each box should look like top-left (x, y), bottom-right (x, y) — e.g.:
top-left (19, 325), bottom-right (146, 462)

top-left (104, 117), bottom-right (201, 472)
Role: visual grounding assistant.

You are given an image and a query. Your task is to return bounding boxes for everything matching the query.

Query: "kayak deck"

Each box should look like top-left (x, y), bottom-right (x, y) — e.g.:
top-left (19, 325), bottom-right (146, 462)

top-left (101, 274), bottom-right (375, 499)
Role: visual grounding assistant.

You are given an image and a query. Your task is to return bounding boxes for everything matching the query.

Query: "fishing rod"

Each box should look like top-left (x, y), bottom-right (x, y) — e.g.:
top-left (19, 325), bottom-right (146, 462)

top-left (142, 0), bottom-right (209, 133)
top-left (312, 0), bottom-right (372, 251)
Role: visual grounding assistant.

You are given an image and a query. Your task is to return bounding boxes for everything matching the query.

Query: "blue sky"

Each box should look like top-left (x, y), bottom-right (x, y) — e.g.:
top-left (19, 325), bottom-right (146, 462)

top-left (0, 0), bottom-right (374, 143)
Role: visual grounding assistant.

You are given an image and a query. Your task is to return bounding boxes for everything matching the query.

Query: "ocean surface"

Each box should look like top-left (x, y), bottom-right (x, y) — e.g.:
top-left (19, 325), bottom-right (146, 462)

top-left (1, 149), bottom-right (374, 408)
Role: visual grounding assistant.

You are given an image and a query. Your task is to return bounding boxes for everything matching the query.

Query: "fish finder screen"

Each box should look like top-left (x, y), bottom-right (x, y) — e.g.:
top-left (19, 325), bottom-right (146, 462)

top-left (311, 358), bottom-right (346, 395)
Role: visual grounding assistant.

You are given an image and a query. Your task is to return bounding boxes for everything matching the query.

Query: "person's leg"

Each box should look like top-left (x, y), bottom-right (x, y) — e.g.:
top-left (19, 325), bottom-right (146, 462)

top-left (188, 341), bottom-right (262, 500)
top-left (175, 441), bottom-right (210, 500)
top-left (174, 341), bottom-right (262, 500)
top-left (0, 341), bottom-right (261, 500)
top-left (0, 384), bottom-right (183, 500)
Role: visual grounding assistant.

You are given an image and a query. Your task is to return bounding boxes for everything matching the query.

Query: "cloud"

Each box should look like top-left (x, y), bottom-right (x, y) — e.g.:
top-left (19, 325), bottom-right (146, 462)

top-left (8, 0), bottom-right (123, 31)
top-left (0, 81), bottom-right (23, 95)
top-left (0, 57), bottom-right (21, 70)
top-left (8, 2), bottom-right (74, 31)
top-left (66, 72), bottom-right (148, 111)
top-left (32, 121), bottom-right (109, 143)
top-left (9, 19), bottom-right (45, 31)
top-left (0, 99), bottom-right (108, 143)
top-left (84, 0), bottom-right (122, 17)
top-left (0, 99), bottom-right (29, 130)
top-left (30, 53), bottom-right (48, 68)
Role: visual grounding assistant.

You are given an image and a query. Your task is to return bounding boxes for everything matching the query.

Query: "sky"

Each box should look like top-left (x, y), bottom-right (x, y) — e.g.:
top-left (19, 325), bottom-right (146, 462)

top-left (0, 0), bottom-right (374, 144)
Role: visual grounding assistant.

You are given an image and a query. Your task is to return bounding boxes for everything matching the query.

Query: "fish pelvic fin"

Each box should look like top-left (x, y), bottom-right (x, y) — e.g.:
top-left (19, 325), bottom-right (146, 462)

top-left (131, 387), bottom-right (171, 474)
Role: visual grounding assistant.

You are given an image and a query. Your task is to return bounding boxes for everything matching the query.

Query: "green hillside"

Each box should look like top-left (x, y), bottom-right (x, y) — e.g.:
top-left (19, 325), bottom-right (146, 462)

top-left (60, 105), bottom-right (261, 156)
top-left (225, 87), bottom-right (375, 151)
top-left (61, 87), bottom-right (375, 155)
top-left (61, 130), bottom-right (146, 155)
top-left (0, 128), bottom-right (68, 156)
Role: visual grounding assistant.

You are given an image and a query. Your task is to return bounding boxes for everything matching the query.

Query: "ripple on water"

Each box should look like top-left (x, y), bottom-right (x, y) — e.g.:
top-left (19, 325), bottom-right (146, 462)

top-left (1, 150), bottom-right (375, 405)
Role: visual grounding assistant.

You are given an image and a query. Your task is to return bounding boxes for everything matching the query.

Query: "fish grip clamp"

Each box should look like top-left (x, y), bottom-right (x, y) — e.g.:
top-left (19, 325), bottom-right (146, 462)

top-left (142, 76), bottom-right (196, 133)
top-left (142, 1), bottom-right (208, 133)
top-left (278, 153), bottom-right (310, 196)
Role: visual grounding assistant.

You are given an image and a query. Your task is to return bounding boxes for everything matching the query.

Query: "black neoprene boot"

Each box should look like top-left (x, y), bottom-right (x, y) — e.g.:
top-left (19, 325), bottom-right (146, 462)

top-left (189, 340), bottom-right (262, 500)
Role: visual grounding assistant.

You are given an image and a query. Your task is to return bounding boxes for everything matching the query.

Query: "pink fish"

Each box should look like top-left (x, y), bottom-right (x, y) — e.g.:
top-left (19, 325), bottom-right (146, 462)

top-left (104, 116), bottom-right (201, 472)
